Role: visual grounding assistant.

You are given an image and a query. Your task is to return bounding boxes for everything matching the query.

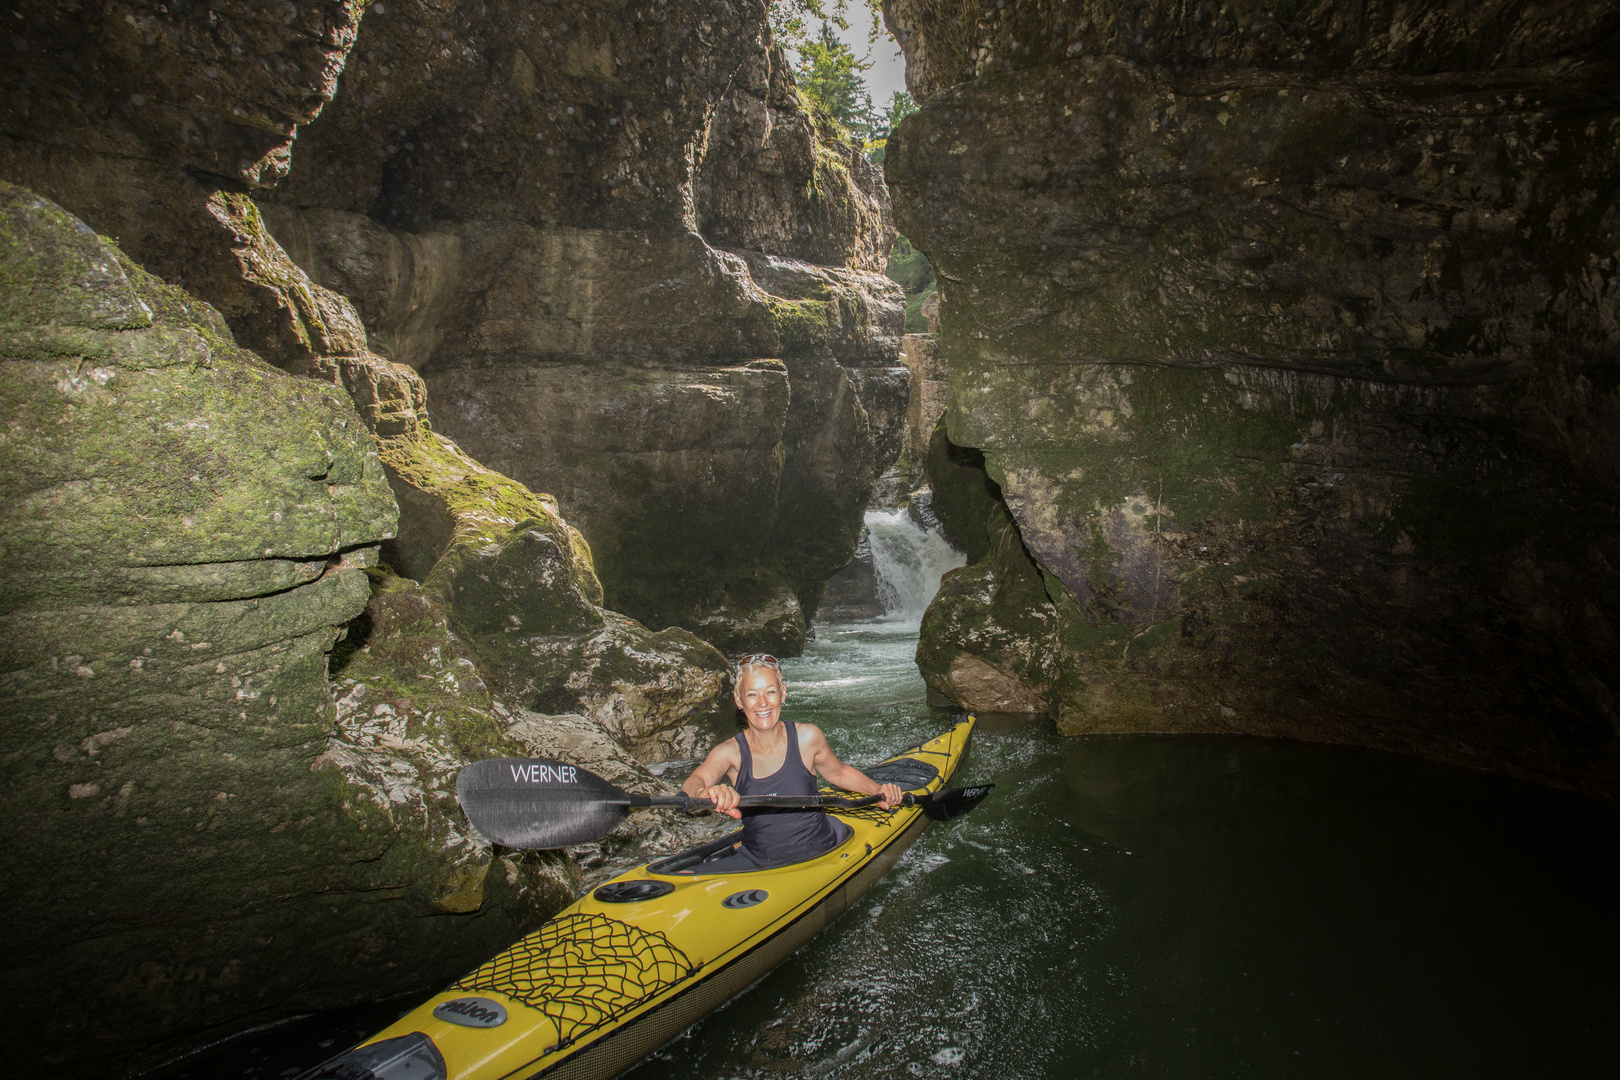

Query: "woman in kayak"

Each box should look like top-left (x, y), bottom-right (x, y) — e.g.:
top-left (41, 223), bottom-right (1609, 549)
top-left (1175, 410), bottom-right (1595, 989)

top-left (680, 653), bottom-right (904, 870)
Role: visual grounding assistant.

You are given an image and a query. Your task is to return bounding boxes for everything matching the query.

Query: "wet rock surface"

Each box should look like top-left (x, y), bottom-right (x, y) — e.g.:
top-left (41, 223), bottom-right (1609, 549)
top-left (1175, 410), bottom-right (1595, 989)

top-left (889, 0), bottom-right (1620, 797)
top-left (820, 529), bottom-right (886, 622)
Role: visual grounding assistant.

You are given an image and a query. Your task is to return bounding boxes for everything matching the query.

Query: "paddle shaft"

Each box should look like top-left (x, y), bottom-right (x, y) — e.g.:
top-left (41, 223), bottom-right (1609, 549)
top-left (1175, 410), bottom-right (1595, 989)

top-left (631, 792), bottom-right (897, 811)
top-left (455, 756), bottom-right (994, 848)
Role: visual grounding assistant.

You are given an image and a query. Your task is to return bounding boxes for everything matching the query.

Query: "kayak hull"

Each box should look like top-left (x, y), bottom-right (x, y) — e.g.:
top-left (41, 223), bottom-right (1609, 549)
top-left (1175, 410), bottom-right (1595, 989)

top-left (319, 716), bottom-right (975, 1080)
top-left (530, 809), bottom-right (931, 1080)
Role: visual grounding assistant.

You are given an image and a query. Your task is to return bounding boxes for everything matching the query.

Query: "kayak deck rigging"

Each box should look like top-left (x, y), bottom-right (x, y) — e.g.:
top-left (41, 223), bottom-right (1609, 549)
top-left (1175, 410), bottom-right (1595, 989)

top-left (452, 914), bottom-right (698, 1057)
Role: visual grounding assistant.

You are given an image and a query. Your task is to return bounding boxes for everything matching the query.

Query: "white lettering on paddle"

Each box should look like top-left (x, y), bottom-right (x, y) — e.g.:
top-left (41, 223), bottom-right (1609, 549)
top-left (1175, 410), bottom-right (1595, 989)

top-left (509, 763), bottom-right (579, 784)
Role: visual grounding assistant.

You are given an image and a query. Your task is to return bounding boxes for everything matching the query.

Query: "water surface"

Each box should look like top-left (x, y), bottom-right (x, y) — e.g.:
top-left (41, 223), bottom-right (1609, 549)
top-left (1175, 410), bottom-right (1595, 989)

top-left (625, 620), bottom-right (1620, 1080)
top-left (150, 619), bottom-right (1620, 1078)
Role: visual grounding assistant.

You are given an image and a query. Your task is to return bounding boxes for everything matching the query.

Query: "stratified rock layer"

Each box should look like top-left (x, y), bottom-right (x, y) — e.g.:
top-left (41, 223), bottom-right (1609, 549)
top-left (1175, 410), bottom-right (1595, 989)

top-left (257, 0), bottom-right (907, 654)
top-left (889, 0), bottom-right (1620, 796)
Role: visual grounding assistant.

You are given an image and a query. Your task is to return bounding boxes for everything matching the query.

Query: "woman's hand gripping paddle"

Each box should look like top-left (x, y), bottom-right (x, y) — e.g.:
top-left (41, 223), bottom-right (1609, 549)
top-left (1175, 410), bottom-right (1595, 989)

top-left (455, 758), bottom-right (995, 849)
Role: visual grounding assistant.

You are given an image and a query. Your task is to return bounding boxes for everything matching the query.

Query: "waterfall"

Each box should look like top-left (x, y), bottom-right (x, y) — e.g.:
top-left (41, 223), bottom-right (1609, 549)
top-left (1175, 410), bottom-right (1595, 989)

top-left (864, 507), bottom-right (966, 624)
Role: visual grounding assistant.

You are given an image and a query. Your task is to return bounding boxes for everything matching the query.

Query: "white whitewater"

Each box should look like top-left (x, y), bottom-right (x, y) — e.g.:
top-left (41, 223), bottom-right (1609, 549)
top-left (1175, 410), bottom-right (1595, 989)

top-left (863, 507), bottom-right (966, 624)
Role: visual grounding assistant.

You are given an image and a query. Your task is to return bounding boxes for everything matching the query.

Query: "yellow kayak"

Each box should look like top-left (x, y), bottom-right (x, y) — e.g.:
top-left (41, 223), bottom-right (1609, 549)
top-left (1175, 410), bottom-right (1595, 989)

top-left (303, 715), bottom-right (978, 1080)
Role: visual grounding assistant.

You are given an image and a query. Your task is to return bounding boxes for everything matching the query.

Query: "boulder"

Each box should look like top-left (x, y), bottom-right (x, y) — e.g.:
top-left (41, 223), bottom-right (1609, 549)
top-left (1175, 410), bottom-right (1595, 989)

top-left (818, 528), bottom-right (885, 622)
top-left (375, 422), bottom-right (735, 760)
top-left (916, 506), bottom-right (1061, 712)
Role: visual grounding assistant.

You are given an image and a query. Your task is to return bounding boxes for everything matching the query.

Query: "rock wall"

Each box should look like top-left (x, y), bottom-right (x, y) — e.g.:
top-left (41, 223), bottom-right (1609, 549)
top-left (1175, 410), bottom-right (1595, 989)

top-left (254, 0), bottom-right (908, 655)
top-left (0, 182), bottom-right (569, 1075)
top-left (0, 2), bottom-right (764, 1074)
top-left (886, 0), bottom-right (1620, 798)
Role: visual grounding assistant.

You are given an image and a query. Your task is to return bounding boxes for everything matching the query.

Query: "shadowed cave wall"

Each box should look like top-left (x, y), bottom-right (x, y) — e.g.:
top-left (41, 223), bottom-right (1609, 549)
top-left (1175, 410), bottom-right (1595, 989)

top-left (885, 0), bottom-right (1620, 798)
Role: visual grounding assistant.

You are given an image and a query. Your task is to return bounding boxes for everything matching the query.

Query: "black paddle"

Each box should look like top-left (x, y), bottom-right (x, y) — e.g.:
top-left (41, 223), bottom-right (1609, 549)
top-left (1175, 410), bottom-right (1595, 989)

top-left (456, 757), bottom-right (995, 849)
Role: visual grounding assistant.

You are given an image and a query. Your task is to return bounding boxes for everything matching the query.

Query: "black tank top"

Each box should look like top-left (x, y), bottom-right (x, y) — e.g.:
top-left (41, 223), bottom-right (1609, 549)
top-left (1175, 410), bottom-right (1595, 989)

top-left (734, 720), bottom-right (840, 864)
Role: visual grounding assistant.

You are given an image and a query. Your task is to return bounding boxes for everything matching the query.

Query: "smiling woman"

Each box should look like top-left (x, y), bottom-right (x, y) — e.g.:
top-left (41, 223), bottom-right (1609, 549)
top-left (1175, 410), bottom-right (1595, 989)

top-left (678, 655), bottom-right (905, 870)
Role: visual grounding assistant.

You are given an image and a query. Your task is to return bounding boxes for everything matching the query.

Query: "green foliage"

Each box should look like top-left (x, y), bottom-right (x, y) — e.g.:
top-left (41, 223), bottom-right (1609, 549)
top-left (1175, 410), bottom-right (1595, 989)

top-left (770, 1), bottom-right (881, 50)
top-left (797, 21), bottom-right (878, 141)
top-left (904, 282), bottom-right (937, 332)
top-left (865, 92), bottom-right (919, 163)
top-left (885, 234), bottom-right (935, 331)
top-left (886, 234), bottom-right (933, 291)
top-left (883, 90), bottom-right (918, 133)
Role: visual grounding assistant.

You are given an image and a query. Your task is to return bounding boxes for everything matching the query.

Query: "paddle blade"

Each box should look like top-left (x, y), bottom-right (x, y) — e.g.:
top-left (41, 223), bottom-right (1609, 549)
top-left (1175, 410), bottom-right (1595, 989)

top-left (456, 758), bottom-right (631, 849)
top-left (921, 783), bottom-right (995, 822)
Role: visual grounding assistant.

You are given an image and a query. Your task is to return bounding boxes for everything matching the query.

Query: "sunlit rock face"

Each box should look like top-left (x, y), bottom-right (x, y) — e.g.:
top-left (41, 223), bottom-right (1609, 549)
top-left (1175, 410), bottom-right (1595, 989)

top-left (887, 0), bottom-right (1620, 796)
top-left (257, 0), bottom-right (908, 655)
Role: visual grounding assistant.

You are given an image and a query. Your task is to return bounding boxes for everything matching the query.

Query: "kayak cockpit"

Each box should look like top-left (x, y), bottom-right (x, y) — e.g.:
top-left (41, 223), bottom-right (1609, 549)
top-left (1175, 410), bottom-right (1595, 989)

top-left (645, 817), bottom-right (856, 876)
top-left (641, 753), bottom-right (940, 877)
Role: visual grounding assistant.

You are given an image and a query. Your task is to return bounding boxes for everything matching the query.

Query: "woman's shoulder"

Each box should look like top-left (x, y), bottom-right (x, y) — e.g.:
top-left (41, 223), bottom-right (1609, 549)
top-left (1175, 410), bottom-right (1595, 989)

top-left (709, 735), bottom-right (743, 760)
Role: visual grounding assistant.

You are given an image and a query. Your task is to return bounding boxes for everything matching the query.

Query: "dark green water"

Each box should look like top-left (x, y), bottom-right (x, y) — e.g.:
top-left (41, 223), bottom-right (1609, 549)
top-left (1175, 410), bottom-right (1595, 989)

top-left (153, 622), bottom-right (1619, 1078)
top-left (624, 622), bottom-right (1620, 1080)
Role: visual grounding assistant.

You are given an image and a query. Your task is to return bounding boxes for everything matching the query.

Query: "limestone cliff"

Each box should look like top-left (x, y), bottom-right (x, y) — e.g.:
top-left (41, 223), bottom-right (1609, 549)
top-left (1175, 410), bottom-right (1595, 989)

top-left (887, 0), bottom-right (1620, 797)
top-left (0, 182), bottom-right (581, 1074)
top-left (256, 0), bottom-right (908, 654)
top-left (0, 2), bottom-right (775, 1074)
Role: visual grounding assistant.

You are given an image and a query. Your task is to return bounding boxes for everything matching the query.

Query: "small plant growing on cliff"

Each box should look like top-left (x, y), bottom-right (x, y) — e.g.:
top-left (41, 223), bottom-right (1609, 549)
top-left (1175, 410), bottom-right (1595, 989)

top-left (795, 21), bottom-right (880, 142)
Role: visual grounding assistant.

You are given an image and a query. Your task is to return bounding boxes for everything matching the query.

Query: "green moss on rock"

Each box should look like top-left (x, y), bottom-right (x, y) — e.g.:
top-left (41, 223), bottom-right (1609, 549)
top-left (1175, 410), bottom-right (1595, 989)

top-left (0, 185), bottom-right (591, 1078)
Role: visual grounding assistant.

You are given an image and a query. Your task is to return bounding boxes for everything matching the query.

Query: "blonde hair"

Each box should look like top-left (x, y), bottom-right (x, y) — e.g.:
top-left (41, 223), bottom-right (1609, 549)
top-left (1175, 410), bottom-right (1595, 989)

top-left (734, 653), bottom-right (783, 682)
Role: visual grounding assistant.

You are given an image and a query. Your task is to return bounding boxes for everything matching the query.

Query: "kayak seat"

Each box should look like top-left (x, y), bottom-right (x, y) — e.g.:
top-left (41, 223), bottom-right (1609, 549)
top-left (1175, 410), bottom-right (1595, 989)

top-left (648, 817), bottom-right (854, 876)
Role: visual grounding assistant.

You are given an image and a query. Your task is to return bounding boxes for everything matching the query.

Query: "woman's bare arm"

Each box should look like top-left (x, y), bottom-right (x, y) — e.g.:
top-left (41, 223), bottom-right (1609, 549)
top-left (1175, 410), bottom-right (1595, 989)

top-left (681, 741), bottom-right (744, 817)
top-left (799, 724), bottom-right (903, 809)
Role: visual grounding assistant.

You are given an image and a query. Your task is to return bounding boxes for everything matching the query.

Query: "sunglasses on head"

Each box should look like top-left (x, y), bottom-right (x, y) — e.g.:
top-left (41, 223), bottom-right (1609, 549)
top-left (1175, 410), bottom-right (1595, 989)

top-left (734, 653), bottom-right (780, 673)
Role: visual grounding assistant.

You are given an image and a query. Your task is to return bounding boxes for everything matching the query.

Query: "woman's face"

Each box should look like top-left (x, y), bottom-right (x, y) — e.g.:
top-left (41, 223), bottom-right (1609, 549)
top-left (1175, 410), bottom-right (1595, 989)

top-left (734, 668), bottom-right (786, 732)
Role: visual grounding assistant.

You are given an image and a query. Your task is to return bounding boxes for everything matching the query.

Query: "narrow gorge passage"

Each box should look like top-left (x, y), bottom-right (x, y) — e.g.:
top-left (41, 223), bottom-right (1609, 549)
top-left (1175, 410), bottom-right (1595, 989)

top-left (4, 1), bottom-right (1620, 1077)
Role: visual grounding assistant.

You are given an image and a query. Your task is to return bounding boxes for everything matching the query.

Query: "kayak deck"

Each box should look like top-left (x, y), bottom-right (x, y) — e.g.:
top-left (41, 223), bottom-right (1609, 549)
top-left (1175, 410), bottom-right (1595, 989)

top-left (338, 716), bottom-right (975, 1080)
